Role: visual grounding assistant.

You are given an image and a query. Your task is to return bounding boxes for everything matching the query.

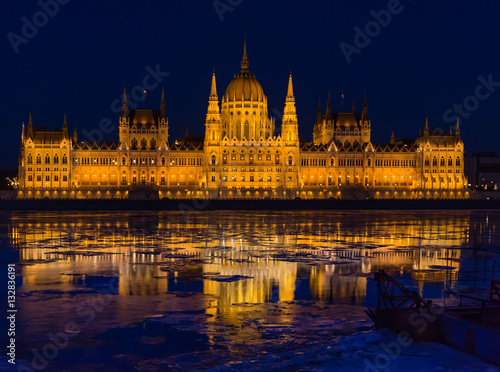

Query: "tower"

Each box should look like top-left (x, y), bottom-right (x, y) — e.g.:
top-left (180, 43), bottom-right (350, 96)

top-left (282, 72), bottom-right (298, 144)
top-left (158, 86), bottom-right (169, 144)
top-left (119, 86), bottom-right (129, 144)
top-left (204, 70), bottom-right (221, 191)
top-left (205, 71), bottom-right (221, 144)
top-left (281, 72), bottom-right (300, 195)
top-left (360, 92), bottom-right (371, 143)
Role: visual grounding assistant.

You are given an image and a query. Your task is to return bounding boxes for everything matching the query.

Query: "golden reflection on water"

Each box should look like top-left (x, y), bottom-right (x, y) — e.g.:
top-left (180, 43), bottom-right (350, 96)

top-left (6, 210), bottom-right (499, 321)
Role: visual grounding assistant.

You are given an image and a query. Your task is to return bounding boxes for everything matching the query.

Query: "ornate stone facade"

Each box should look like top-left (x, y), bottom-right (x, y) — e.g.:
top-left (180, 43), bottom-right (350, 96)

top-left (17, 42), bottom-right (469, 199)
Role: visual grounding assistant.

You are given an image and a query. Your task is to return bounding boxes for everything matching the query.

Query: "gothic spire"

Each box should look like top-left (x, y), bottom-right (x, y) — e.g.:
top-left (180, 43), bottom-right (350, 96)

top-left (424, 117), bottom-right (429, 135)
top-left (122, 86), bottom-right (128, 118)
top-left (286, 71), bottom-right (294, 98)
top-left (73, 125), bottom-right (78, 143)
top-left (455, 117), bottom-right (460, 136)
top-left (241, 37), bottom-right (249, 70)
top-left (63, 113), bottom-right (68, 138)
top-left (27, 113), bottom-right (33, 138)
top-left (316, 97), bottom-right (322, 124)
top-left (210, 70), bottom-right (218, 99)
top-left (326, 90), bottom-right (332, 120)
top-left (160, 86), bottom-right (166, 118)
top-left (361, 91), bottom-right (368, 122)
top-left (390, 130), bottom-right (395, 145)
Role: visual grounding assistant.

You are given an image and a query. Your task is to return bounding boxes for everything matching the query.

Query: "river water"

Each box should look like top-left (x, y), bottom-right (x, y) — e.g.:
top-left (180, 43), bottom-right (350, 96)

top-left (2, 210), bottom-right (499, 371)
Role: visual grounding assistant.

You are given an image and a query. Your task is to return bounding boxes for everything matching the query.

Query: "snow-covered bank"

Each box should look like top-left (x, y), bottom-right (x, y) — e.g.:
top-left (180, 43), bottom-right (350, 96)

top-left (194, 330), bottom-right (499, 372)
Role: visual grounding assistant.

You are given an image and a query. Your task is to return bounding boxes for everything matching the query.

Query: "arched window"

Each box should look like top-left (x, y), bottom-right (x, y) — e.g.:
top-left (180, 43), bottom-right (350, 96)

top-left (141, 138), bottom-right (147, 149)
top-left (289, 156), bottom-right (293, 166)
top-left (27, 154), bottom-right (32, 164)
top-left (211, 155), bottom-right (216, 165)
top-left (45, 154), bottom-right (50, 164)
top-left (62, 155), bottom-right (67, 164)
top-left (456, 157), bottom-right (460, 166)
top-left (440, 158), bottom-right (445, 166)
top-left (275, 153), bottom-right (280, 165)
top-left (150, 139), bottom-right (156, 150)
top-left (367, 158), bottom-right (371, 167)
top-left (131, 138), bottom-right (138, 149)
top-left (36, 154), bottom-right (41, 164)
top-left (53, 154), bottom-right (59, 164)
top-left (425, 158), bottom-right (429, 166)
top-left (161, 156), bottom-right (166, 166)
top-left (448, 157), bottom-right (452, 166)
top-left (432, 157), bottom-right (437, 166)
top-left (121, 156), bottom-right (127, 165)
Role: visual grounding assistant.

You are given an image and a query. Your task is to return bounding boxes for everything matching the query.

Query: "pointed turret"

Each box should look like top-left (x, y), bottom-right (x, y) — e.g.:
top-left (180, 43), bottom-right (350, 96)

top-left (160, 86), bottom-right (166, 119)
top-left (361, 92), bottom-right (368, 123)
top-left (210, 70), bottom-right (218, 99)
top-left (241, 37), bottom-right (249, 71)
top-left (352, 97), bottom-right (356, 113)
top-left (455, 118), bottom-right (460, 137)
top-left (390, 130), bottom-right (395, 145)
top-left (122, 86), bottom-right (128, 118)
top-left (286, 71), bottom-right (294, 98)
top-left (424, 117), bottom-right (429, 135)
top-left (326, 90), bottom-right (332, 121)
top-left (316, 97), bottom-right (322, 124)
top-left (282, 71), bottom-right (298, 143)
top-left (204, 69), bottom-right (220, 144)
top-left (62, 113), bottom-right (68, 138)
top-left (73, 125), bottom-right (78, 143)
top-left (27, 113), bottom-right (33, 138)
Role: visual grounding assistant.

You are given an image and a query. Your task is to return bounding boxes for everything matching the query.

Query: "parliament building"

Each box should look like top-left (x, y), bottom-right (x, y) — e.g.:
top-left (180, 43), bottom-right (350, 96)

top-left (17, 42), bottom-right (469, 200)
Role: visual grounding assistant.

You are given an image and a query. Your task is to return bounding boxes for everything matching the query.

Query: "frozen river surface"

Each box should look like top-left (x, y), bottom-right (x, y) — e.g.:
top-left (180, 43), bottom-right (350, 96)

top-left (1, 210), bottom-right (499, 371)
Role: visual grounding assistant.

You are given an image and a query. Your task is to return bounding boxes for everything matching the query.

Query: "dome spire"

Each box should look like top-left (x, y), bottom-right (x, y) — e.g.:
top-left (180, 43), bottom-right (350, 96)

top-left (241, 36), bottom-right (249, 70)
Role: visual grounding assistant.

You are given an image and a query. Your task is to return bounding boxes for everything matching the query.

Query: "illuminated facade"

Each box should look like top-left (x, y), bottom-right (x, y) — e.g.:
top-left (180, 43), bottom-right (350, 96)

top-left (17, 42), bottom-right (469, 199)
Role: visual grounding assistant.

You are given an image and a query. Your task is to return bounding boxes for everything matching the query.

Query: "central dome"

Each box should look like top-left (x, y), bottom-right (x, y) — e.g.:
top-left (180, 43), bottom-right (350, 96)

top-left (223, 41), bottom-right (265, 102)
top-left (224, 70), bottom-right (265, 102)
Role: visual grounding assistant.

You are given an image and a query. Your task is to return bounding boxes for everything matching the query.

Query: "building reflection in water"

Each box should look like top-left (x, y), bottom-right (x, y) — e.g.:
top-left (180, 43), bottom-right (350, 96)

top-left (7, 211), bottom-right (500, 320)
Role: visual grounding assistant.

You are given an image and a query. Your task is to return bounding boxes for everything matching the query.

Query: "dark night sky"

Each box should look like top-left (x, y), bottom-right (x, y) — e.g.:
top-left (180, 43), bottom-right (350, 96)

top-left (1, 0), bottom-right (500, 168)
